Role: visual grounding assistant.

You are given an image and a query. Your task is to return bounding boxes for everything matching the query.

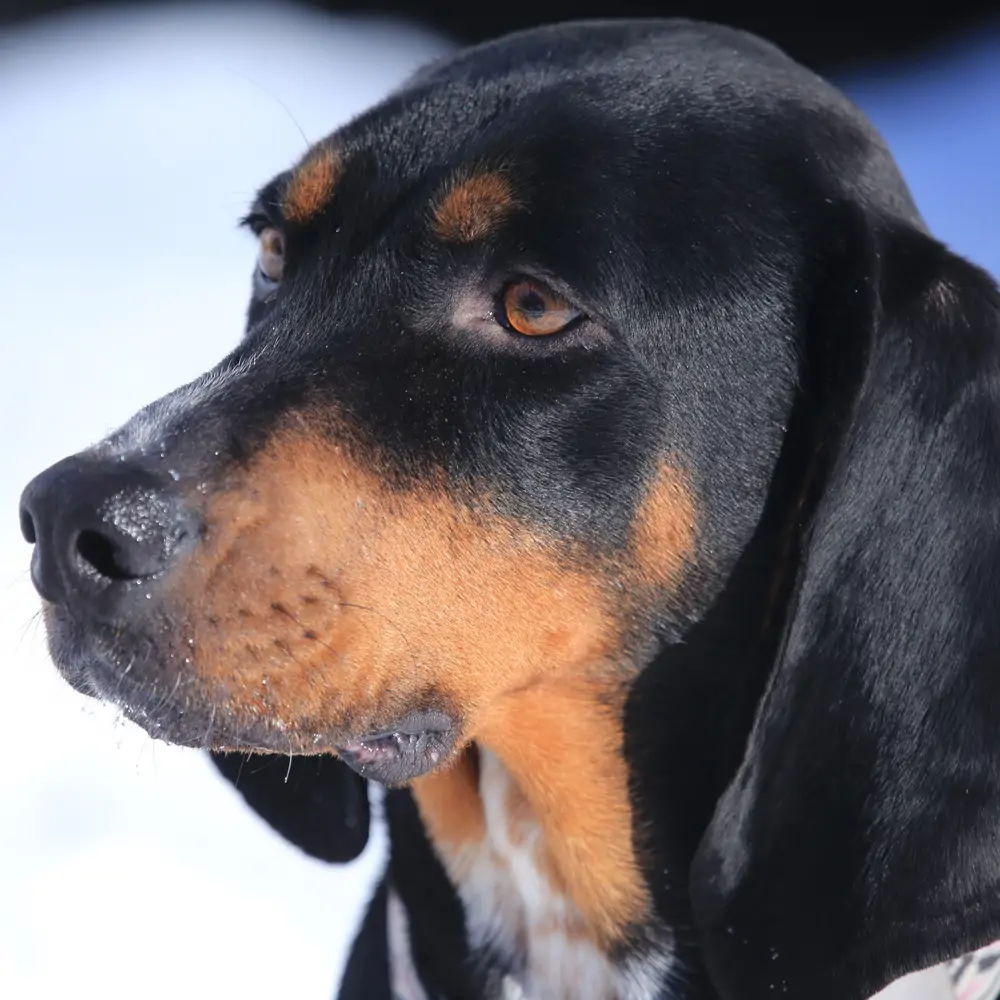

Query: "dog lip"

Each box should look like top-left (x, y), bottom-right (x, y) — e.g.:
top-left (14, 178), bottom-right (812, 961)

top-left (353, 708), bottom-right (455, 742)
top-left (336, 709), bottom-right (457, 784)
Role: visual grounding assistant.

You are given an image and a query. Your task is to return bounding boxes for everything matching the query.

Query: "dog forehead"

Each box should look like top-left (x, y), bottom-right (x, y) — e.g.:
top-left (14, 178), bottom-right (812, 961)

top-left (258, 20), bottom-right (886, 255)
top-left (382, 18), bottom-right (859, 143)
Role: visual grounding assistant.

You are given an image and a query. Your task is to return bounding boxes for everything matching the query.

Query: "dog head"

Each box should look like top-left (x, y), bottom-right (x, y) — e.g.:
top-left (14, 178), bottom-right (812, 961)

top-left (21, 20), bottom-right (1000, 999)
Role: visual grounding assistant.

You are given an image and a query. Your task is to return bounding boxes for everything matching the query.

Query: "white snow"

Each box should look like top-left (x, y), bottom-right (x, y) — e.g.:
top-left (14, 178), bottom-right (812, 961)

top-left (0, 5), bottom-right (997, 999)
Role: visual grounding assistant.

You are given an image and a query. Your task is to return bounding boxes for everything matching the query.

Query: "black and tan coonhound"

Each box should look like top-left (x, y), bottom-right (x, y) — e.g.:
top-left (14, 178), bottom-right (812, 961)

top-left (19, 19), bottom-right (1000, 1000)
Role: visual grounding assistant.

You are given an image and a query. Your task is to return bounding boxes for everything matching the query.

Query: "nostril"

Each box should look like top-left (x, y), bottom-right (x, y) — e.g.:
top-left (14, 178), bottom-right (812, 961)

top-left (75, 529), bottom-right (134, 582)
top-left (20, 506), bottom-right (36, 544)
top-left (21, 456), bottom-right (202, 610)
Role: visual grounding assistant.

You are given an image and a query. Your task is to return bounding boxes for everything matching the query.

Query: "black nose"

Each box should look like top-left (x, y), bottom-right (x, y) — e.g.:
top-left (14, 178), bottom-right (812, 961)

top-left (19, 456), bottom-right (200, 619)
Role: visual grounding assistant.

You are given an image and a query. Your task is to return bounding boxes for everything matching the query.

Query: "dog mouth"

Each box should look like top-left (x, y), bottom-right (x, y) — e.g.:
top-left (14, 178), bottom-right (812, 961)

top-left (335, 709), bottom-right (458, 785)
top-left (44, 607), bottom-right (460, 778)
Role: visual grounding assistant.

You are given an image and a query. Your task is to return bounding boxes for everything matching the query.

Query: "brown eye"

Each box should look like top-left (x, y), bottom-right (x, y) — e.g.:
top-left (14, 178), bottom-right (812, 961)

top-left (500, 279), bottom-right (580, 336)
top-left (258, 227), bottom-right (285, 283)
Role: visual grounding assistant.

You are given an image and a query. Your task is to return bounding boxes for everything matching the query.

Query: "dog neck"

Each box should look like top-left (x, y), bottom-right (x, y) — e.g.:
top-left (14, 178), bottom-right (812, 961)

top-left (411, 678), bottom-right (670, 997)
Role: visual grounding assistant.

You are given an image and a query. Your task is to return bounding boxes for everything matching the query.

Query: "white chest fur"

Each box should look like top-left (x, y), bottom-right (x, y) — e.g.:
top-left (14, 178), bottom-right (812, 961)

top-left (432, 748), bottom-right (669, 1000)
top-left (464, 748), bottom-right (622, 998)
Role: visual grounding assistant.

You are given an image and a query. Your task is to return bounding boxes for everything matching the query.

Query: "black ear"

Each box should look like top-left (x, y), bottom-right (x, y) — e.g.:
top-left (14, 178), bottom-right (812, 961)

top-left (691, 224), bottom-right (1000, 1000)
top-left (210, 750), bottom-right (370, 863)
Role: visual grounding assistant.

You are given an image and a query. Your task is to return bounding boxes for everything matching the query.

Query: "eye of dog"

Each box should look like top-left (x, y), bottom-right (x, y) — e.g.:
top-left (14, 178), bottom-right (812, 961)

top-left (499, 279), bottom-right (581, 336)
top-left (257, 227), bottom-right (285, 284)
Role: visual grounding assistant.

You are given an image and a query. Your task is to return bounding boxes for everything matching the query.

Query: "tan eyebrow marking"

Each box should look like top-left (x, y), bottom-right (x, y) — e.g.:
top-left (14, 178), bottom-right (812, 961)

top-left (283, 144), bottom-right (342, 224)
top-left (432, 170), bottom-right (520, 243)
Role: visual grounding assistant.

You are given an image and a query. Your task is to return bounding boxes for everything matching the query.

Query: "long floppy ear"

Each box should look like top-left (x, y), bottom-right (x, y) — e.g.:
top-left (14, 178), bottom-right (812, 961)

top-left (691, 222), bottom-right (1000, 1000)
top-left (211, 751), bottom-right (370, 863)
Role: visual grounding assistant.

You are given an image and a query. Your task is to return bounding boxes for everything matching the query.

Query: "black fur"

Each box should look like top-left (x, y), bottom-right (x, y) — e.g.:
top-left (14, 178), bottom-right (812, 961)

top-left (691, 227), bottom-right (1000, 1000)
top-left (210, 751), bottom-right (369, 863)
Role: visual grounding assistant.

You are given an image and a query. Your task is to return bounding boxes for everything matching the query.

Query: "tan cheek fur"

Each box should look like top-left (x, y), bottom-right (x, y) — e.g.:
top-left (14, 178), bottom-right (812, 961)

top-left (411, 467), bottom-right (695, 948)
top-left (169, 430), bottom-right (619, 740)
top-left (168, 427), bottom-right (696, 949)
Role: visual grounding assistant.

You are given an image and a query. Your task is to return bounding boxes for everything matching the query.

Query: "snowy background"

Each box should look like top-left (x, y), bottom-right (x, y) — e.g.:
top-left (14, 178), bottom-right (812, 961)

top-left (0, 4), bottom-right (997, 998)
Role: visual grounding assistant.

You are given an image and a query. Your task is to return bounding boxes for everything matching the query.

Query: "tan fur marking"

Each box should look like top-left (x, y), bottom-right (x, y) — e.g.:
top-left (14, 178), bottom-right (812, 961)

top-left (414, 684), bottom-right (646, 946)
top-left (433, 171), bottom-right (519, 243)
top-left (170, 426), bottom-right (695, 948)
top-left (477, 682), bottom-right (646, 944)
top-left (283, 145), bottom-right (341, 223)
top-left (412, 749), bottom-right (486, 857)
top-left (632, 462), bottom-right (698, 590)
top-left (170, 428), bottom-right (617, 746)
